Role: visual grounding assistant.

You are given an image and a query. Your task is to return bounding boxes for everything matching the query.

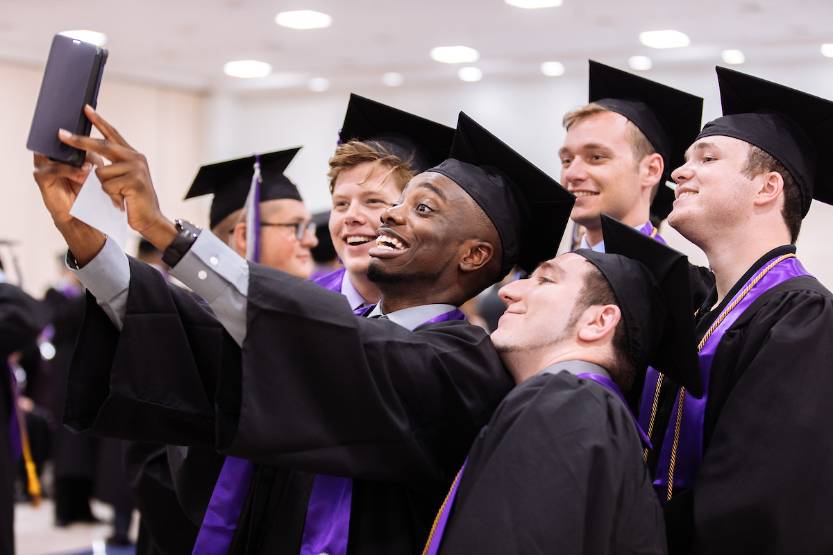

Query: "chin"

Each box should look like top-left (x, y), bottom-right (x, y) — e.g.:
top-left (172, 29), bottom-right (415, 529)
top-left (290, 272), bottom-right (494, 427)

top-left (367, 261), bottom-right (404, 284)
top-left (343, 256), bottom-right (370, 277)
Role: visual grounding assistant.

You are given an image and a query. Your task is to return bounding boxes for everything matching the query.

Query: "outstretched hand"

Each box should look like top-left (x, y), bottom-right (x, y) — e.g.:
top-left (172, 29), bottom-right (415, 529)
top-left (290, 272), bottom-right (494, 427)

top-left (54, 105), bottom-right (176, 249)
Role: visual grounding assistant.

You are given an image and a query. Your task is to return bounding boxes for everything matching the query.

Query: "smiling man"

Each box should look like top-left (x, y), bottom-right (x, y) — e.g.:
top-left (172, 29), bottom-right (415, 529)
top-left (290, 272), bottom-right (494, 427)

top-left (640, 68), bottom-right (833, 555)
top-left (560, 61), bottom-right (703, 249)
top-left (33, 108), bottom-right (573, 554)
top-left (319, 94), bottom-right (454, 310)
top-left (424, 216), bottom-right (701, 555)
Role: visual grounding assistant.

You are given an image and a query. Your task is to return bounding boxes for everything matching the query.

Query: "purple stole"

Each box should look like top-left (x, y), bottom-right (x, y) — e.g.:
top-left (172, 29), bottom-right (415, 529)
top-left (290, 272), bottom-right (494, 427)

top-left (422, 367), bottom-right (644, 555)
top-left (194, 267), bottom-right (464, 554)
top-left (6, 362), bottom-right (21, 462)
top-left (640, 255), bottom-right (808, 502)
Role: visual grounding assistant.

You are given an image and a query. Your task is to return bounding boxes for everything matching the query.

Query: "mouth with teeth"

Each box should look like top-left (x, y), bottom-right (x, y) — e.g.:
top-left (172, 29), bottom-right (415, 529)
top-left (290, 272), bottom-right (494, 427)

top-left (571, 190), bottom-right (600, 199)
top-left (675, 188), bottom-right (698, 201)
top-left (344, 235), bottom-right (375, 247)
top-left (369, 230), bottom-right (411, 259)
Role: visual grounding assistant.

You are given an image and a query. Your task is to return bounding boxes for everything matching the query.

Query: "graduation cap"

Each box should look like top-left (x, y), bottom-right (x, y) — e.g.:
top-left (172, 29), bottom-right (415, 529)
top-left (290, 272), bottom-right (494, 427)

top-left (588, 60), bottom-right (704, 220)
top-left (428, 113), bottom-right (575, 275)
top-left (696, 66), bottom-right (833, 216)
top-left (575, 215), bottom-right (701, 400)
top-left (185, 148), bottom-right (303, 230)
top-left (339, 94), bottom-right (455, 172)
top-left (310, 210), bottom-right (337, 264)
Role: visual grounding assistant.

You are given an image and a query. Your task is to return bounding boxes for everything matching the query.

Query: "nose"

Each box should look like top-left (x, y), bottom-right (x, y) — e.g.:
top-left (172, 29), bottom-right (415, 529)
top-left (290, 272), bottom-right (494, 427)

top-left (381, 203), bottom-right (405, 226)
top-left (343, 199), bottom-right (366, 225)
top-left (561, 157), bottom-right (587, 186)
top-left (498, 278), bottom-right (528, 305)
top-left (671, 162), bottom-right (692, 185)
top-left (300, 225), bottom-right (318, 248)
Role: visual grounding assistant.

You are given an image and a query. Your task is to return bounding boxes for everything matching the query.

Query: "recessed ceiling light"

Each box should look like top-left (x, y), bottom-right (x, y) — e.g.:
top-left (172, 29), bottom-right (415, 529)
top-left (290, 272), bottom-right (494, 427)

top-left (381, 72), bottom-right (404, 87)
top-left (721, 49), bottom-right (746, 65)
top-left (430, 45), bottom-right (479, 64)
top-left (308, 77), bottom-right (330, 92)
top-left (540, 61), bottom-right (565, 77)
top-left (628, 55), bottom-right (653, 71)
top-left (59, 30), bottom-right (107, 47)
top-left (223, 60), bottom-right (272, 79)
top-left (639, 29), bottom-right (690, 49)
top-left (821, 43), bottom-right (833, 58)
top-left (458, 66), bottom-right (483, 82)
top-left (275, 10), bottom-right (332, 30)
top-left (505, 0), bottom-right (562, 8)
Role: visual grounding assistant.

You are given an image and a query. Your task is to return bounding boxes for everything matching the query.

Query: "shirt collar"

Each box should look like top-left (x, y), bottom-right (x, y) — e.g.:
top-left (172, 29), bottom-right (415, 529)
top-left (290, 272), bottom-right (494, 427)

top-left (579, 221), bottom-right (651, 253)
top-left (340, 272), bottom-right (369, 311)
top-left (539, 359), bottom-right (612, 381)
top-left (367, 303), bottom-right (459, 331)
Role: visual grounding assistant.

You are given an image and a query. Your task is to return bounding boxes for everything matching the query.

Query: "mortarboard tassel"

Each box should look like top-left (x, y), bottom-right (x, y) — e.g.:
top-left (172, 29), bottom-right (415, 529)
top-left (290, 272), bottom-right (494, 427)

top-left (244, 154), bottom-right (262, 263)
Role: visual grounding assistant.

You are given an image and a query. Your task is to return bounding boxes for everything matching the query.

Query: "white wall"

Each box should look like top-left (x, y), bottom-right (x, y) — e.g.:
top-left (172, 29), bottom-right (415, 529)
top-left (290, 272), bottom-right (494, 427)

top-left (0, 60), bottom-right (206, 296)
top-left (202, 60), bottom-right (833, 287)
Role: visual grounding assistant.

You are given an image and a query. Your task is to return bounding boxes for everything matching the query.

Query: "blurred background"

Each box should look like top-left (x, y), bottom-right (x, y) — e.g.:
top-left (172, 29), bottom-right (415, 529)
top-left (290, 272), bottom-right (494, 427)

top-left (2, 1), bottom-right (833, 553)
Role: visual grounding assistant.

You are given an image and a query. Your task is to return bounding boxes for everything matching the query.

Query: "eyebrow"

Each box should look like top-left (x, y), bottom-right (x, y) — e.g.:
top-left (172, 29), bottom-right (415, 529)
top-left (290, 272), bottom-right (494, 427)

top-left (537, 260), bottom-right (566, 279)
top-left (415, 181), bottom-right (447, 202)
top-left (685, 141), bottom-right (719, 161)
top-left (558, 143), bottom-right (613, 158)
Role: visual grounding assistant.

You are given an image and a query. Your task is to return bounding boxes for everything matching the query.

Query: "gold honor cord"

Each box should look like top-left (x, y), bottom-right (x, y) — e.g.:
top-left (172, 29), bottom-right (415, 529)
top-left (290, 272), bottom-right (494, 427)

top-left (14, 401), bottom-right (42, 506)
top-left (421, 466), bottom-right (465, 555)
top-left (644, 253), bottom-right (797, 502)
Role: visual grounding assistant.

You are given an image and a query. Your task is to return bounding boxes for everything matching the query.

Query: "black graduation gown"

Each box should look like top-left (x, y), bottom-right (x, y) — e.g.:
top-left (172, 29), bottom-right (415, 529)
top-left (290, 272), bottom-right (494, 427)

top-left (65, 257), bottom-right (513, 553)
top-left (644, 245), bottom-right (833, 555)
top-left (0, 284), bottom-right (46, 555)
top-left (438, 371), bottom-right (666, 555)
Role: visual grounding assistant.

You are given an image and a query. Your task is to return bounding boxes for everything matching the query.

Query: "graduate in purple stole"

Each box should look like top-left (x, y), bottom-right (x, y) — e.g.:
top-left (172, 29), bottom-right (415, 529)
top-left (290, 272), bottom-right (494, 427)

top-left (34, 103), bottom-right (574, 555)
top-left (125, 148), bottom-right (317, 554)
top-left (640, 68), bottom-right (833, 555)
top-left (560, 62), bottom-right (702, 251)
top-left (424, 216), bottom-right (701, 555)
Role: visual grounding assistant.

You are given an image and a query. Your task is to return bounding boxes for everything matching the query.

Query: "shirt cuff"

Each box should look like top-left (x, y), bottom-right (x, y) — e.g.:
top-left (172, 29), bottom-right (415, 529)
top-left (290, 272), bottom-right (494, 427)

top-left (169, 230), bottom-right (249, 302)
top-left (68, 236), bottom-right (130, 304)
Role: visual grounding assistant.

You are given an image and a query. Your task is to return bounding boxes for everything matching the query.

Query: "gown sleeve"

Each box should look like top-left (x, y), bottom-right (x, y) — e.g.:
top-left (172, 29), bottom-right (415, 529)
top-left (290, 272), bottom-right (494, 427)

top-left (218, 263), bottom-right (513, 484)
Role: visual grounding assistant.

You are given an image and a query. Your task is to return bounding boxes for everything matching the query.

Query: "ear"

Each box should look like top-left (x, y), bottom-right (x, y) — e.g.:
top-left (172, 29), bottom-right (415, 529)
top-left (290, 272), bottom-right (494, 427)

top-left (576, 304), bottom-right (621, 343)
top-left (232, 222), bottom-right (247, 257)
top-left (459, 240), bottom-right (496, 273)
top-left (639, 152), bottom-right (665, 191)
top-left (753, 170), bottom-right (785, 208)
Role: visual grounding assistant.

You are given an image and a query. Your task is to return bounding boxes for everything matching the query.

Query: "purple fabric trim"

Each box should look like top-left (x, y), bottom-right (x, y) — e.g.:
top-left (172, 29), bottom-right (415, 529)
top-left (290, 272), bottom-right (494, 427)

top-left (424, 459), bottom-right (468, 555)
top-left (6, 363), bottom-right (21, 462)
top-left (577, 372), bottom-right (651, 449)
top-left (637, 221), bottom-right (667, 245)
top-left (192, 457), bottom-right (255, 554)
top-left (312, 268), bottom-right (346, 293)
top-left (299, 475), bottom-right (353, 555)
top-left (651, 257), bottom-right (808, 497)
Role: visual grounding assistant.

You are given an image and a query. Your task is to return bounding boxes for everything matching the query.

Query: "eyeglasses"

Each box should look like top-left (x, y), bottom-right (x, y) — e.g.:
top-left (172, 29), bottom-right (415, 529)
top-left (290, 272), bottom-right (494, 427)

top-left (260, 220), bottom-right (317, 240)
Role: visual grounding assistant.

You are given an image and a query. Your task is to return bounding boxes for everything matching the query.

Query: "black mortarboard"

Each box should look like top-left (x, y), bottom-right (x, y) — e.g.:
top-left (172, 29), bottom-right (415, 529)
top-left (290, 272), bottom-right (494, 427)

top-left (311, 210), bottom-right (337, 264)
top-left (185, 147), bottom-right (303, 229)
top-left (428, 113), bottom-right (575, 275)
top-left (576, 215), bottom-right (701, 399)
top-left (697, 66), bottom-right (833, 216)
top-left (588, 60), bottom-right (703, 221)
top-left (338, 94), bottom-right (454, 172)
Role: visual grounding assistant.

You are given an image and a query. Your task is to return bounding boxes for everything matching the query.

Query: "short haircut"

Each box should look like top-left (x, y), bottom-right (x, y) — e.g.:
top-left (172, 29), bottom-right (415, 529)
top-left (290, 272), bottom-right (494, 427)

top-left (742, 145), bottom-right (802, 243)
top-left (563, 103), bottom-right (661, 200)
top-left (327, 140), bottom-right (415, 194)
top-left (571, 265), bottom-right (637, 390)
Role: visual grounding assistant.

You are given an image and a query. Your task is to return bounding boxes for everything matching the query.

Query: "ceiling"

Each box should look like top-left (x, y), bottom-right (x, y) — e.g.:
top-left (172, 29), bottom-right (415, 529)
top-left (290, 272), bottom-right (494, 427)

top-left (0, 0), bottom-right (831, 93)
